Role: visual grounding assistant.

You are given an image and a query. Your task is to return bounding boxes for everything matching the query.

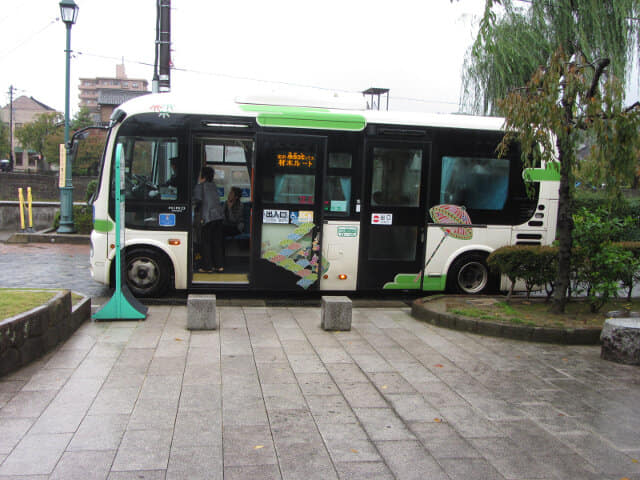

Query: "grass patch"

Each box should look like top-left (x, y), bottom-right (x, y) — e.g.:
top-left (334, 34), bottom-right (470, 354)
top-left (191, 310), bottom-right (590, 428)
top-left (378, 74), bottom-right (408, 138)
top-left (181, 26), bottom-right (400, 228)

top-left (445, 297), bottom-right (640, 328)
top-left (0, 289), bottom-right (81, 320)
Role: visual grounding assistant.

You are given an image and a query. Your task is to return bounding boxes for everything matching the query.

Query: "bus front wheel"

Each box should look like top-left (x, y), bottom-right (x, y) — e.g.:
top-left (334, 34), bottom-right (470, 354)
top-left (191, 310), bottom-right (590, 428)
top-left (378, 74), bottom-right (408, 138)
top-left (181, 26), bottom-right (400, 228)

top-left (125, 248), bottom-right (170, 297)
top-left (446, 253), bottom-right (496, 295)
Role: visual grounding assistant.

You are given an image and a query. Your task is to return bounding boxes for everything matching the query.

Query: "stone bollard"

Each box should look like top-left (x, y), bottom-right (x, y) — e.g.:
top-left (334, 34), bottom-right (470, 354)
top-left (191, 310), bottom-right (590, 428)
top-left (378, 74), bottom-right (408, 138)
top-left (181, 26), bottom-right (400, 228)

top-left (600, 317), bottom-right (640, 365)
top-left (321, 296), bottom-right (352, 331)
top-left (187, 294), bottom-right (218, 330)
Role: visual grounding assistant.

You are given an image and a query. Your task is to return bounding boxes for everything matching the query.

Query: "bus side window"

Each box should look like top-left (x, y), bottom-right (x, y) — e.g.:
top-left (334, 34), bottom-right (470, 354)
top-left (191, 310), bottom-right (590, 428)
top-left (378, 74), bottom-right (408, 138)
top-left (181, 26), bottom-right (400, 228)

top-left (370, 147), bottom-right (422, 207)
top-left (324, 152), bottom-right (353, 215)
top-left (440, 156), bottom-right (509, 210)
top-left (118, 137), bottom-right (180, 201)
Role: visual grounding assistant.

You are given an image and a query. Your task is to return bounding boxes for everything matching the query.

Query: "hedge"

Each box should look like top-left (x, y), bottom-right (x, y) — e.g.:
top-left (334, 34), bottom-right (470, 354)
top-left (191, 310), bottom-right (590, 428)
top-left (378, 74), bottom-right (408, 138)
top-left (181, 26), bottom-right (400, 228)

top-left (487, 242), bottom-right (640, 309)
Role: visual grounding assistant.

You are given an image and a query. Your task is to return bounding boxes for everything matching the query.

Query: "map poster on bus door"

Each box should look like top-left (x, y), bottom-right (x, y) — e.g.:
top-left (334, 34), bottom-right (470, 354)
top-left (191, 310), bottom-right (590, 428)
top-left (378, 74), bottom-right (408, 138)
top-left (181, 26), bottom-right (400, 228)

top-left (93, 144), bottom-right (148, 321)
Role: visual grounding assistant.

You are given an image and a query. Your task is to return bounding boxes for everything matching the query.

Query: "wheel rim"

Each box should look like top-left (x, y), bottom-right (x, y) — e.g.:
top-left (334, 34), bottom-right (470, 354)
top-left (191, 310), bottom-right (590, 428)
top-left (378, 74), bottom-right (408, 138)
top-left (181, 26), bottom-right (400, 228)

top-left (127, 256), bottom-right (159, 293)
top-left (457, 261), bottom-right (488, 294)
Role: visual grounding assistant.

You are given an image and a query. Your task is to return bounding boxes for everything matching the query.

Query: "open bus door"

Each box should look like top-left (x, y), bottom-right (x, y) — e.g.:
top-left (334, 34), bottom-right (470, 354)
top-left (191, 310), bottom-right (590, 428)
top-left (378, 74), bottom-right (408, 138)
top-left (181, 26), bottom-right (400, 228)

top-left (251, 133), bottom-right (326, 292)
top-left (358, 140), bottom-right (430, 291)
top-left (190, 134), bottom-right (254, 288)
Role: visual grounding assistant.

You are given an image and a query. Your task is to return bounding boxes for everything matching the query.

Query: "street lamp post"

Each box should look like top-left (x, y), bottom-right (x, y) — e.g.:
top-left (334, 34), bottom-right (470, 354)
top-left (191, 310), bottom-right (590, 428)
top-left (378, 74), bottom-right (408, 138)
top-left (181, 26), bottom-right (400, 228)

top-left (57, 0), bottom-right (79, 233)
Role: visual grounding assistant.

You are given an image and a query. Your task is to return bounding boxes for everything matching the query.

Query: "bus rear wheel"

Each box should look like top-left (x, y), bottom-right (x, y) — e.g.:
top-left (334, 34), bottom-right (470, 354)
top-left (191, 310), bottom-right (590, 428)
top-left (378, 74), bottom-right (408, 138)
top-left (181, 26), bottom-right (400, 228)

top-left (125, 248), bottom-right (170, 298)
top-left (447, 253), bottom-right (496, 294)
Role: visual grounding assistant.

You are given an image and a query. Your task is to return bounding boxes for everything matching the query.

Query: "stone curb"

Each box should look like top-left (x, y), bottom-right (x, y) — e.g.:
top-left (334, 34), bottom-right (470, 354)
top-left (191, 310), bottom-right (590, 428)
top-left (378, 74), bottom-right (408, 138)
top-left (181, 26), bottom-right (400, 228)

top-left (411, 295), bottom-right (602, 345)
top-left (6, 231), bottom-right (90, 244)
top-left (0, 290), bottom-right (91, 376)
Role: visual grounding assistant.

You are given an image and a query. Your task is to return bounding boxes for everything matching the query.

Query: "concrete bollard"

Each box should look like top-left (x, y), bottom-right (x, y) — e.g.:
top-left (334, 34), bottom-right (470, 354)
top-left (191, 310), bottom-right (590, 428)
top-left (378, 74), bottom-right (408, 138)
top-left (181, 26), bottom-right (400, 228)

top-left (321, 296), bottom-right (352, 331)
top-left (187, 294), bottom-right (218, 330)
top-left (601, 317), bottom-right (640, 365)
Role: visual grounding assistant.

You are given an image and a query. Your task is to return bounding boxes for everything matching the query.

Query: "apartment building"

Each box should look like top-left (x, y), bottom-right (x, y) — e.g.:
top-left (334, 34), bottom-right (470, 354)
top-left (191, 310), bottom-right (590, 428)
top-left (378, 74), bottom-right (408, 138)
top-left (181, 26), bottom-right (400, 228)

top-left (79, 63), bottom-right (149, 123)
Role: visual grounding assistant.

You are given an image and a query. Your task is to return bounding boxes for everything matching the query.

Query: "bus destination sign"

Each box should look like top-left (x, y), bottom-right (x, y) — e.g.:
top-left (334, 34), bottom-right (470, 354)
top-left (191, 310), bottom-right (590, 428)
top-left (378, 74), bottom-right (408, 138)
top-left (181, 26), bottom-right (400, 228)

top-left (276, 152), bottom-right (315, 169)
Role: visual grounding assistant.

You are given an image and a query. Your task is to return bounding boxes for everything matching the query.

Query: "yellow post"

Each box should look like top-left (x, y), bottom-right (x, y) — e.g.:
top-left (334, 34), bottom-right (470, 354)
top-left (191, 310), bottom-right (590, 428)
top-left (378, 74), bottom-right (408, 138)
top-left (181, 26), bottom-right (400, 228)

top-left (27, 186), bottom-right (34, 231)
top-left (18, 188), bottom-right (25, 231)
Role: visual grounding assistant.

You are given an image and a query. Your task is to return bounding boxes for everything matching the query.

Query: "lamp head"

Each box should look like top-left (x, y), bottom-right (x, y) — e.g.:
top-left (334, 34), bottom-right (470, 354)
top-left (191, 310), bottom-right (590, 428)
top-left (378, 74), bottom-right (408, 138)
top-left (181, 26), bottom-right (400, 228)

top-left (59, 0), bottom-right (79, 25)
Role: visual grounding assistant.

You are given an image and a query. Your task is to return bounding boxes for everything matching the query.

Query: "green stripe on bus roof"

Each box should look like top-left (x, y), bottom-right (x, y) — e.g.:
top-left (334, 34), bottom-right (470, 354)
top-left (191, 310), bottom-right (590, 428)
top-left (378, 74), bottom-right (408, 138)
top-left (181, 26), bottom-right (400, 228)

top-left (257, 112), bottom-right (366, 131)
top-left (239, 104), bottom-right (366, 131)
top-left (523, 162), bottom-right (561, 182)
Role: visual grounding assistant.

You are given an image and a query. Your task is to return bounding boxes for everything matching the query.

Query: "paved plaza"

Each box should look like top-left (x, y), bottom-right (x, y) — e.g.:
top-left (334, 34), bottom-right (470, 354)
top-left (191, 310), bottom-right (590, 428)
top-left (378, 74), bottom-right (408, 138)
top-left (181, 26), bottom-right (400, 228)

top-left (0, 303), bottom-right (638, 479)
top-left (1, 239), bottom-right (640, 478)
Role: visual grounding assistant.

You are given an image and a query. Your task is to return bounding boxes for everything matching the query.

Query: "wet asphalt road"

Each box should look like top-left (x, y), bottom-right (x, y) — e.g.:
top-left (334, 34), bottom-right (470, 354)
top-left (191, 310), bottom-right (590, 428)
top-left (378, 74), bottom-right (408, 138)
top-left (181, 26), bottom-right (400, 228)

top-left (0, 241), bottom-right (111, 298)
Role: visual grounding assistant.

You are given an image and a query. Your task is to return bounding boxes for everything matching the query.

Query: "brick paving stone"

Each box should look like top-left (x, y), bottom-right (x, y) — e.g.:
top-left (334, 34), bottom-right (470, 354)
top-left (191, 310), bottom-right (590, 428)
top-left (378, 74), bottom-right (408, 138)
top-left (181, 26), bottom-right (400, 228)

top-left (49, 450), bottom-right (115, 480)
top-left (0, 262), bottom-right (637, 480)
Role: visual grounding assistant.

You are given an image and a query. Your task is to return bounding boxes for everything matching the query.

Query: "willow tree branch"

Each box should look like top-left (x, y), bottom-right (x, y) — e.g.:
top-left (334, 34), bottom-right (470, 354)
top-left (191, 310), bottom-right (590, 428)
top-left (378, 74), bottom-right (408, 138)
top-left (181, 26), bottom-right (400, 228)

top-left (587, 58), bottom-right (610, 99)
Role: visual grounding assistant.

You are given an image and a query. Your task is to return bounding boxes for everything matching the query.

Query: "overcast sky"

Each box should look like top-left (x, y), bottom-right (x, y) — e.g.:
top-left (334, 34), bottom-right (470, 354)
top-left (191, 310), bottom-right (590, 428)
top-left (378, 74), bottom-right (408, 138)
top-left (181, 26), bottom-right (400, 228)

top-left (1, 1), bottom-right (486, 115)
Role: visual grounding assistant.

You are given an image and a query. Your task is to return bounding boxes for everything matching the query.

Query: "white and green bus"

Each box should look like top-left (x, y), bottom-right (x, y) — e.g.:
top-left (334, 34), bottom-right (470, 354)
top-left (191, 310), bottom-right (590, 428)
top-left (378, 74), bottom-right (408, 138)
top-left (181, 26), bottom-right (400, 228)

top-left (89, 92), bottom-right (559, 297)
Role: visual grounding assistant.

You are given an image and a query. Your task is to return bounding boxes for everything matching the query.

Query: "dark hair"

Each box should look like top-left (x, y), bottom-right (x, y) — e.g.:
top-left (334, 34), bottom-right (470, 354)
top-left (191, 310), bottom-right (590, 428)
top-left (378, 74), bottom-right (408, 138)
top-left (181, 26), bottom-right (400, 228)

top-left (230, 186), bottom-right (242, 202)
top-left (201, 166), bottom-right (214, 182)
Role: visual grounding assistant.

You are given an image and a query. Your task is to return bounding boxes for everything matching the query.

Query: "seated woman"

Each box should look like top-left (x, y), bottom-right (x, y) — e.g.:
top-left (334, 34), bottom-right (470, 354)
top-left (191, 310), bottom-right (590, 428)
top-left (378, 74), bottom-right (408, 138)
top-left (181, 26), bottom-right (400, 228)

top-left (223, 186), bottom-right (245, 237)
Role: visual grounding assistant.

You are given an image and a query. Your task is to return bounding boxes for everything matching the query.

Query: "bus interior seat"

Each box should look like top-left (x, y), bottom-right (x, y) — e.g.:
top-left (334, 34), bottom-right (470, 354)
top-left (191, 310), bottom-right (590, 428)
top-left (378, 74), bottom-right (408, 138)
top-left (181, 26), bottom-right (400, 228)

top-left (225, 202), bottom-right (251, 241)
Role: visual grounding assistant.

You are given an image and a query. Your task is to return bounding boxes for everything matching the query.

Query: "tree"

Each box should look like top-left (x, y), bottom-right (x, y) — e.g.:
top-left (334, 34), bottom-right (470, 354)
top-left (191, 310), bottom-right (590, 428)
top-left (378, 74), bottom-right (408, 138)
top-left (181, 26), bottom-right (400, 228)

top-left (464, 0), bottom-right (640, 312)
top-left (14, 108), bottom-right (104, 175)
top-left (71, 107), bottom-right (93, 130)
top-left (0, 122), bottom-right (9, 159)
top-left (462, 1), bottom-right (640, 117)
top-left (71, 107), bottom-right (106, 176)
top-left (73, 133), bottom-right (105, 176)
top-left (15, 112), bottom-right (62, 161)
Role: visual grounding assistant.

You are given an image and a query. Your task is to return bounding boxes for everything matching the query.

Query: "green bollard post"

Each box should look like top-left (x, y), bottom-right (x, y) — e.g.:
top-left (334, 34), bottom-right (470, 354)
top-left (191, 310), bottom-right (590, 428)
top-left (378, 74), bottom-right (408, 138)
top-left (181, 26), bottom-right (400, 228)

top-left (93, 144), bottom-right (147, 321)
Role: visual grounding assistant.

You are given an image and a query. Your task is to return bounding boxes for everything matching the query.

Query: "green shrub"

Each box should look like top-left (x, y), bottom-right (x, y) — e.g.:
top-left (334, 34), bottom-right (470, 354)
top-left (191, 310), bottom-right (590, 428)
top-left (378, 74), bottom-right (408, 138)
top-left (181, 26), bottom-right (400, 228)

top-left (85, 179), bottom-right (98, 204)
top-left (488, 246), bottom-right (558, 300)
top-left (573, 208), bottom-right (638, 311)
top-left (573, 192), bottom-right (640, 241)
top-left (614, 241), bottom-right (640, 300)
top-left (52, 204), bottom-right (93, 234)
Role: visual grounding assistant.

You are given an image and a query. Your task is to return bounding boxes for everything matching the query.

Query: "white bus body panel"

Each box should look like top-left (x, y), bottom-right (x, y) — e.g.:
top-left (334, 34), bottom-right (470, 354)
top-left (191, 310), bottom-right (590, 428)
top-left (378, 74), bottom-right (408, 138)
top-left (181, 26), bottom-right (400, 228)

top-left (90, 227), bottom-right (189, 290)
top-left (425, 225), bottom-right (511, 277)
top-left (320, 221), bottom-right (360, 291)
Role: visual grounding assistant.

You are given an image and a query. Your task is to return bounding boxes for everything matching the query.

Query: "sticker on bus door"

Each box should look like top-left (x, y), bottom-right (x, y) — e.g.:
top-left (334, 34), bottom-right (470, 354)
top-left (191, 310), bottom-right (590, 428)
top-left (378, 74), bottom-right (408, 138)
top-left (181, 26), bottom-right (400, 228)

top-left (263, 209), bottom-right (290, 224)
top-left (159, 213), bottom-right (176, 227)
top-left (371, 213), bottom-right (393, 225)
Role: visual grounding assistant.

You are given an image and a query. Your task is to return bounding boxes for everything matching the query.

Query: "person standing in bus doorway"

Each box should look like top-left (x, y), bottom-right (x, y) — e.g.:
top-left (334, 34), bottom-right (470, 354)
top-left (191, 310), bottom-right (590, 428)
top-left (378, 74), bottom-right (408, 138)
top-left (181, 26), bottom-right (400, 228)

top-left (193, 166), bottom-right (225, 272)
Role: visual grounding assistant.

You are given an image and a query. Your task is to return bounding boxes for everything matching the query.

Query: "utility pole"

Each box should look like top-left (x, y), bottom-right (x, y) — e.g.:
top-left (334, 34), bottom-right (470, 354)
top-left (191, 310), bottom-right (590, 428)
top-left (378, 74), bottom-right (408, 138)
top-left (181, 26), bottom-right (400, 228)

top-left (8, 85), bottom-right (14, 169)
top-left (153, 0), bottom-right (171, 93)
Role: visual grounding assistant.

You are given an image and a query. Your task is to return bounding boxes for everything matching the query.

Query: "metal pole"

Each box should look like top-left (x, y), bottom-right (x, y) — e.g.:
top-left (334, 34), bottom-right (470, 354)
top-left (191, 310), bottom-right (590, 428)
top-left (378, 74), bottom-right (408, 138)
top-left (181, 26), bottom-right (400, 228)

top-left (9, 86), bottom-right (14, 169)
top-left (18, 188), bottom-right (25, 232)
top-left (158, 0), bottom-right (171, 92)
top-left (58, 21), bottom-right (75, 233)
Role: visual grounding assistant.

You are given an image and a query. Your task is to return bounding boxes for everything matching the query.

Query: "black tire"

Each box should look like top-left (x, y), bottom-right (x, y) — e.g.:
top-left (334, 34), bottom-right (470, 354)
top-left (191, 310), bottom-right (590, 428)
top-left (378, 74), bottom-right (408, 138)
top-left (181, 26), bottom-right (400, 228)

top-left (125, 248), bottom-right (170, 297)
top-left (446, 252), bottom-right (497, 294)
